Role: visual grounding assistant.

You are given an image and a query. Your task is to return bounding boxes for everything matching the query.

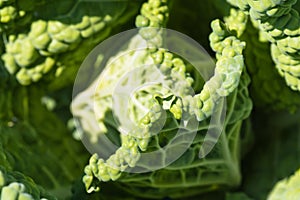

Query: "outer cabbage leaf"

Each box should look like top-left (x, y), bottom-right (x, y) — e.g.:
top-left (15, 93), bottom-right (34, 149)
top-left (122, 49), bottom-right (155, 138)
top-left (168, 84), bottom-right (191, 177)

top-left (0, 167), bottom-right (56, 200)
top-left (240, 20), bottom-right (300, 112)
top-left (0, 79), bottom-right (90, 198)
top-left (1, 0), bottom-right (141, 88)
top-left (241, 110), bottom-right (300, 200)
top-left (227, 0), bottom-right (300, 92)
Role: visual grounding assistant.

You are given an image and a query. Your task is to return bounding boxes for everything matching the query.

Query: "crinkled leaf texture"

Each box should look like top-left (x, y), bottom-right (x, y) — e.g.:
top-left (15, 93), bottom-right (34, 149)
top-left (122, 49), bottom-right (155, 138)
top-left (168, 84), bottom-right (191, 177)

top-left (1, 0), bottom-right (140, 88)
top-left (72, 31), bottom-right (253, 198)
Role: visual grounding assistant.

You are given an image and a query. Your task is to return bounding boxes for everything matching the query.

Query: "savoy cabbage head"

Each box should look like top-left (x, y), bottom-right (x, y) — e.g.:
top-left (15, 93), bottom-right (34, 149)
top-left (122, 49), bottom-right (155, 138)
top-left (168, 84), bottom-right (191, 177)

top-left (0, 0), bottom-right (300, 200)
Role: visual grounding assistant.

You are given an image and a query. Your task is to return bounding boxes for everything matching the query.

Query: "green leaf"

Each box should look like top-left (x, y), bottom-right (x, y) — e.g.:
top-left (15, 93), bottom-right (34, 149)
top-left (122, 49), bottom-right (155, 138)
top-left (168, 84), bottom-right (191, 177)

top-left (241, 111), bottom-right (300, 200)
